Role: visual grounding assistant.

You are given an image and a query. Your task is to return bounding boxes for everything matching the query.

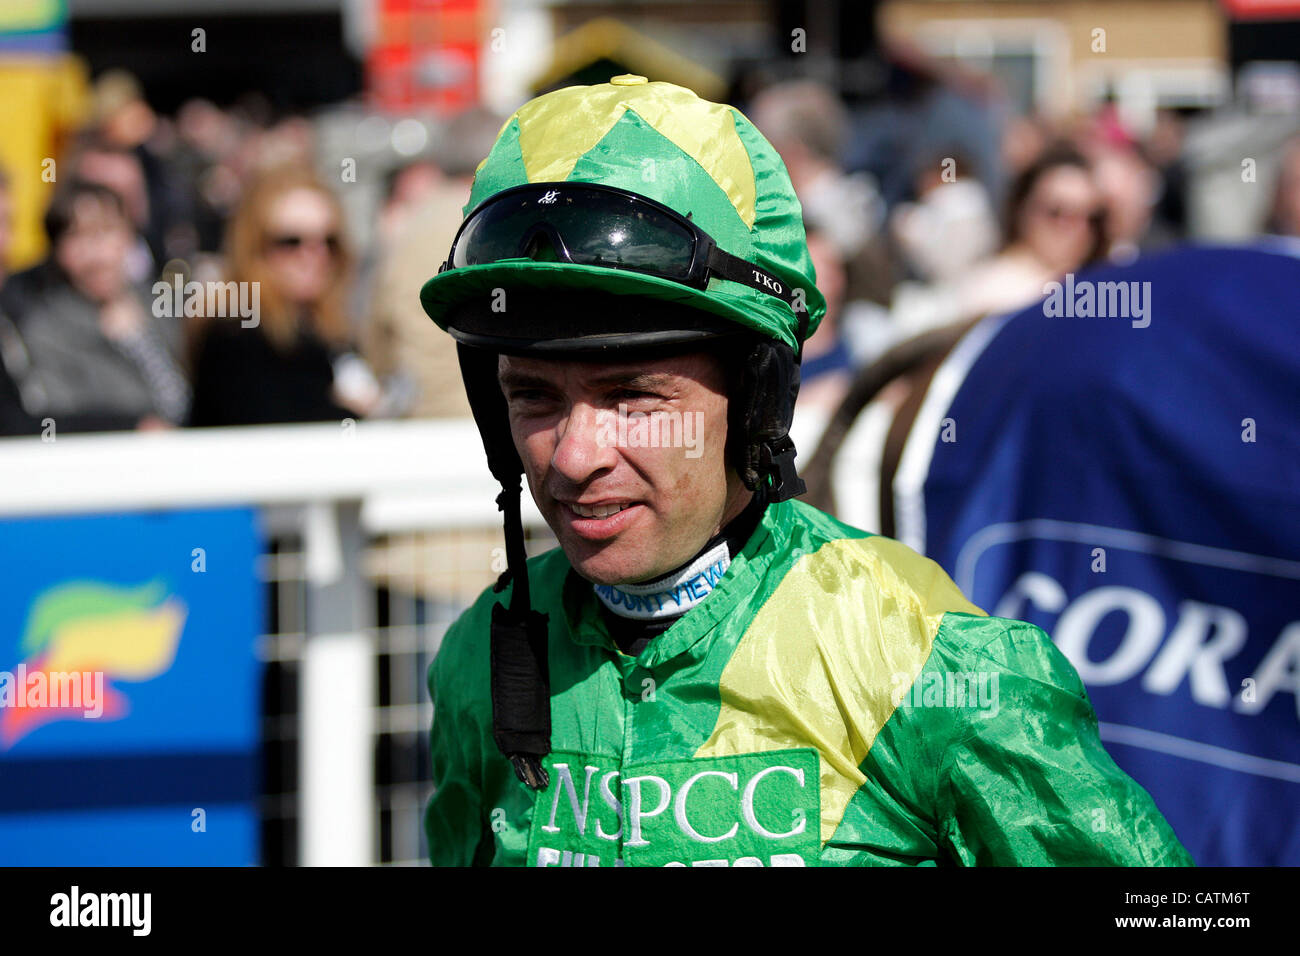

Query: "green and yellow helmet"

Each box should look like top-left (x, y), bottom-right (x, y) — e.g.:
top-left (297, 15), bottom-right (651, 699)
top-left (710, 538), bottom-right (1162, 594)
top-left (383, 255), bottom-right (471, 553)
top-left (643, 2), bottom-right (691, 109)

top-left (419, 77), bottom-right (826, 788)
top-left (420, 74), bottom-right (826, 353)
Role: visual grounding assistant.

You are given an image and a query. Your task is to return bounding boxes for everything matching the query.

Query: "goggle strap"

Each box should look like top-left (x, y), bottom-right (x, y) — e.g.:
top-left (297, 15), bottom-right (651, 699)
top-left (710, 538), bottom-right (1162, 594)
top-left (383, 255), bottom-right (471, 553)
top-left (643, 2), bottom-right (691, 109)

top-left (706, 245), bottom-right (804, 315)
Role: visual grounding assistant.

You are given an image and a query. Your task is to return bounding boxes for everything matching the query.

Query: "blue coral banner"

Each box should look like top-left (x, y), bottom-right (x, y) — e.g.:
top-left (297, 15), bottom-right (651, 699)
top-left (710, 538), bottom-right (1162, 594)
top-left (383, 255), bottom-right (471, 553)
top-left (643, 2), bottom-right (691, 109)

top-left (0, 508), bottom-right (261, 864)
top-left (913, 244), bottom-right (1300, 866)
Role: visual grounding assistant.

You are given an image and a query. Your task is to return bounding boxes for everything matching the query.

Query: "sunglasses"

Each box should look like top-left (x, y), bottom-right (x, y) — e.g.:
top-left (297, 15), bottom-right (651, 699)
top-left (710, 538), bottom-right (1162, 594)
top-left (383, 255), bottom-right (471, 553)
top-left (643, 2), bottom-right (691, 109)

top-left (266, 232), bottom-right (342, 254)
top-left (1033, 202), bottom-right (1105, 227)
top-left (441, 182), bottom-right (803, 313)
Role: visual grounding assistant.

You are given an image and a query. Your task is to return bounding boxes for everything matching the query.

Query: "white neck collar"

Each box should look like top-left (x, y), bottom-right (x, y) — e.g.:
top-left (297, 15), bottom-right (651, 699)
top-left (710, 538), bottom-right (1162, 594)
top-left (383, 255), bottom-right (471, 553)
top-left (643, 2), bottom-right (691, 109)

top-left (593, 540), bottom-right (731, 620)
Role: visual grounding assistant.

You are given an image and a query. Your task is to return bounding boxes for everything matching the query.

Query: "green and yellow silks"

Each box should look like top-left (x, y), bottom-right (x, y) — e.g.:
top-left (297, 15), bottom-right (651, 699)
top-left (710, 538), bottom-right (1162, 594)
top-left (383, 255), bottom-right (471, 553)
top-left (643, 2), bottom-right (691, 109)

top-left (426, 499), bottom-right (1195, 867)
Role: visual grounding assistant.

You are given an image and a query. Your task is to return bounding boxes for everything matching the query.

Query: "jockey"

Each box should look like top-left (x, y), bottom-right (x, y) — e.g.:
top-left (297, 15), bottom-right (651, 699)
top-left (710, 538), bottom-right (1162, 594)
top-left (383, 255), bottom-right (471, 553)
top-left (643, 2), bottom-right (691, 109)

top-left (418, 75), bottom-right (1193, 867)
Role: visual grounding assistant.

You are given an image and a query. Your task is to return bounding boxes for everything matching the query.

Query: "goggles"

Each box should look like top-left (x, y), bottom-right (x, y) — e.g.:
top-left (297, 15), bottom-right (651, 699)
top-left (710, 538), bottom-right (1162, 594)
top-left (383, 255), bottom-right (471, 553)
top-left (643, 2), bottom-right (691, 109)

top-left (440, 182), bottom-right (804, 313)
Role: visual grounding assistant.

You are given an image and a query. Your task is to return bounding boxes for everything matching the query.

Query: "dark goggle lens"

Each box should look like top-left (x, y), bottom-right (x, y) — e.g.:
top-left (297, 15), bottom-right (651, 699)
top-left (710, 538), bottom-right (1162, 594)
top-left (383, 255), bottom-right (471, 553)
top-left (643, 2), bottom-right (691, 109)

top-left (452, 190), bottom-right (697, 281)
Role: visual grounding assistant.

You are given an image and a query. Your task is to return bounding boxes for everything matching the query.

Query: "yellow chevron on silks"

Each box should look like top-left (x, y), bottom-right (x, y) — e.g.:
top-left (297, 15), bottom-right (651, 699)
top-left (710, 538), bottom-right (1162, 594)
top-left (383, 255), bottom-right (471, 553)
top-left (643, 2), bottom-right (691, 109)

top-left (511, 81), bottom-right (758, 228)
top-left (696, 535), bottom-right (986, 843)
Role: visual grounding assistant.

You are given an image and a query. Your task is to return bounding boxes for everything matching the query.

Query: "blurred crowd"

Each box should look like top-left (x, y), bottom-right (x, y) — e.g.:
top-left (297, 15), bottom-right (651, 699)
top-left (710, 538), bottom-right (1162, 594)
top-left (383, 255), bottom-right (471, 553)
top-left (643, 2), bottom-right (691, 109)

top-left (1, 65), bottom-right (1298, 442)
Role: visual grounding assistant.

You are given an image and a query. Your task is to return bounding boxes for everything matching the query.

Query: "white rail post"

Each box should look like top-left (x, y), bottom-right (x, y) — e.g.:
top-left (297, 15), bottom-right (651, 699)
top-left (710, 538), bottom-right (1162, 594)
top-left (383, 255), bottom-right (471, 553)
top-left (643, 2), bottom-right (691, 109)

top-left (300, 499), bottom-right (375, 866)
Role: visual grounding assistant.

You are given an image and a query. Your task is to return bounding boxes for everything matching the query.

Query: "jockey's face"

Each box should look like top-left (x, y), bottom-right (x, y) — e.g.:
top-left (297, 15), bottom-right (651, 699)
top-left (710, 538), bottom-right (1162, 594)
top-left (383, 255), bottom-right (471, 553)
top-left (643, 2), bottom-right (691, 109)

top-left (499, 349), bottom-right (750, 586)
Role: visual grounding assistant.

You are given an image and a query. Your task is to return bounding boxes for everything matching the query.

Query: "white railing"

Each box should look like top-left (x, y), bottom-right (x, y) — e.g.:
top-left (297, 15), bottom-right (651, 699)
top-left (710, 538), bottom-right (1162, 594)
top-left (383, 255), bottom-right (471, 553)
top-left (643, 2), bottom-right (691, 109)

top-left (0, 420), bottom-right (547, 866)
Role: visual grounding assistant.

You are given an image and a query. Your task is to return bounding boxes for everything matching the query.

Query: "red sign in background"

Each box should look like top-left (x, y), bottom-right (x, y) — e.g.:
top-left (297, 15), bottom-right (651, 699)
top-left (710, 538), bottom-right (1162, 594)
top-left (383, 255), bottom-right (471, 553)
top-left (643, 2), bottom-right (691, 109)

top-left (1219, 0), bottom-right (1300, 19)
top-left (367, 0), bottom-right (484, 113)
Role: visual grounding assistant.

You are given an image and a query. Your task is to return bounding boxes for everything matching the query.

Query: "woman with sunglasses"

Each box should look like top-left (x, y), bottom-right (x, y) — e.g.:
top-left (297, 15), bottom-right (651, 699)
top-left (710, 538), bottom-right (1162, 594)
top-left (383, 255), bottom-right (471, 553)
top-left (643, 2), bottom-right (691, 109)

top-left (188, 164), bottom-right (379, 427)
top-left (886, 143), bottom-right (1108, 344)
top-left (948, 143), bottom-right (1109, 327)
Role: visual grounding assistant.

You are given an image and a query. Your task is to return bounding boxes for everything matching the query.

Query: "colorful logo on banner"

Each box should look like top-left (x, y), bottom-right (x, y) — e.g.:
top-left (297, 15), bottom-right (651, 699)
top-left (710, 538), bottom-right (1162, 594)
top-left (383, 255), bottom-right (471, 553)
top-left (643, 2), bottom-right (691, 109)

top-left (0, 580), bottom-right (185, 747)
top-left (0, 0), bottom-right (66, 53)
top-left (0, 508), bottom-right (261, 865)
top-left (913, 245), bottom-right (1300, 866)
top-left (0, 0), bottom-right (63, 33)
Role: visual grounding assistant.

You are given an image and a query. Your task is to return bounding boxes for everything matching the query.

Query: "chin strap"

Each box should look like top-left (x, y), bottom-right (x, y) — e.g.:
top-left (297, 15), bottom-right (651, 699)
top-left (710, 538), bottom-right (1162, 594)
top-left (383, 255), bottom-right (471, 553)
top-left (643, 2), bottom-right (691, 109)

top-left (759, 432), bottom-right (805, 501)
top-left (456, 343), bottom-right (552, 791)
top-left (488, 480), bottom-right (552, 791)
